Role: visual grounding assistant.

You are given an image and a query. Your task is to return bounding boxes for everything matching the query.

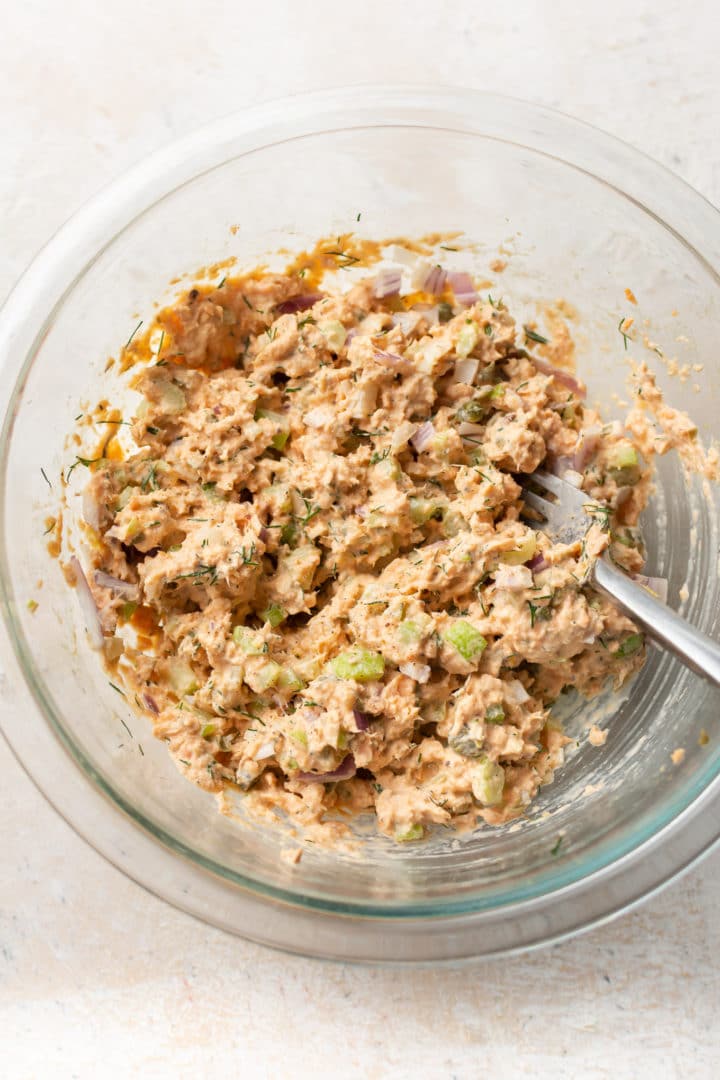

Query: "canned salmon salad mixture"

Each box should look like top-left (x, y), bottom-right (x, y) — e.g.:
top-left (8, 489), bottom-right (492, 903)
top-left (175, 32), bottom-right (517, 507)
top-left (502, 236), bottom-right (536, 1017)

top-left (67, 242), bottom-right (674, 843)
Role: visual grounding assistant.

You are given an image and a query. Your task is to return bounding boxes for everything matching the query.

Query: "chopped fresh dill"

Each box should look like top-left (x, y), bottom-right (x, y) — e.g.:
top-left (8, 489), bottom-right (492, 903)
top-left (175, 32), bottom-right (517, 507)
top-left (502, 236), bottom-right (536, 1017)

top-left (125, 320), bottom-right (143, 348)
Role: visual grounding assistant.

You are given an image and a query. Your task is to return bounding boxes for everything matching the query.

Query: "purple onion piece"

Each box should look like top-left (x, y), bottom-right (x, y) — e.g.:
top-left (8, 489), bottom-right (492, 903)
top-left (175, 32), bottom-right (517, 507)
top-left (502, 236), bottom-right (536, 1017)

top-left (373, 347), bottom-right (404, 365)
top-left (373, 268), bottom-right (402, 299)
top-left (632, 574), bottom-right (668, 603)
top-left (142, 692), bottom-right (159, 715)
top-left (411, 420), bottom-right (436, 453)
top-left (70, 556), bottom-right (105, 650)
top-left (353, 708), bottom-right (371, 731)
top-left (94, 570), bottom-right (139, 601)
top-left (447, 271), bottom-right (479, 306)
top-left (296, 754), bottom-right (356, 784)
top-left (276, 293), bottom-right (324, 314)
top-left (527, 553), bottom-right (547, 572)
top-left (533, 357), bottom-right (586, 398)
top-left (572, 432), bottom-right (601, 472)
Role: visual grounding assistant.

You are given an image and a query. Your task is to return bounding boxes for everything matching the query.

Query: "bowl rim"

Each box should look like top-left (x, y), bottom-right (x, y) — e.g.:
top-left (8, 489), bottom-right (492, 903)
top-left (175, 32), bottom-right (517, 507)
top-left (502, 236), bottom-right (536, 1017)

top-left (1, 83), bottom-right (719, 961)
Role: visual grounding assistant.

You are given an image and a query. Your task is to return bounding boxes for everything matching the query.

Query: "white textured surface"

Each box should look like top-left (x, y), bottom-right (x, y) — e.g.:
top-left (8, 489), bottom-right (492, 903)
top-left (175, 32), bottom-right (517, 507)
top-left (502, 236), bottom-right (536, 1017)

top-left (2, 1), bottom-right (720, 1076)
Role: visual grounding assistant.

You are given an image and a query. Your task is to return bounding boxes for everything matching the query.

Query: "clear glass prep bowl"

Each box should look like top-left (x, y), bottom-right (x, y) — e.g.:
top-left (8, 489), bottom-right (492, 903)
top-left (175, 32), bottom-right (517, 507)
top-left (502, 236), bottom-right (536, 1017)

top-left (1, 86), bottom-right (719, 964)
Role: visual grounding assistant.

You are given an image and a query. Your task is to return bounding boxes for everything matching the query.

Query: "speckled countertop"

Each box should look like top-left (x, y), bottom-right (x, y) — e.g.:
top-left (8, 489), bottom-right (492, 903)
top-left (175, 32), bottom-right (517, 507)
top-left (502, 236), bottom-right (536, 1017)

top-left (2, 1), bottom-right (719, 1076)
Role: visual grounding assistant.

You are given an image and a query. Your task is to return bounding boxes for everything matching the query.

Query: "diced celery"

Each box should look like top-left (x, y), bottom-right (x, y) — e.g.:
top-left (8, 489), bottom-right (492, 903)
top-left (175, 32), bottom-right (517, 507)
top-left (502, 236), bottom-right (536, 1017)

top-left (261, 603), bottom-right (286, 627)
top-left (329, 647), bottom-right (385, 682)
top-left (280, 521), bottom-right (297, 547)
top-left (409, 496), bottom-right (443, 525)
top-left (255, 408), bottom-right (289, 451)
top-left (472, 758), bottom-right (505, 806)
top-left (485, 703), bottom-right (505, 724)
top-left (120, 601), bottom-right (137, 621)
top-left (456, 322), bottom-right (479, 359)
top-left (116, 486), bottom-right (133, 511)
top-left (376, 455), bottom-right (402, 481)
top-left (489, 384), bottom-right (505, 400)
top-left (616, 632), bottom-right (644, 658)
top-left (291, 728), bottom-right (308, 747)
top-left (201, 723), bottom-right (216, 739)
top-left (246, 660), bottom-right (281, 691)
top-left (499, 535), bottom-right (537, 565)
top-left (283, 544), bottom-right (320, 590)
top-left (160, 382), bottom-right (187, 413)
top-left (276, 666), bottom-right (305, 692)
top-left (607, 443), bottom-right (641, 485)
top-left (124, 517), bottom-right (144, 542)
top-left (609, 444), bottom-right (638, 469)
top-left (167, 658), bottom-right (199, 697)
top-left (399, 619), bottom-right (424, 644)
top-left (267, 483), bottom-right (293, 514)
top-left (232, 626), bottom-right (266, 655)
top-left (395, 823), bottom-right (424, 842)
top-left (318, 320), bottom-right (347, 352)
top-left (337, 729), bottom-right (348, 750)
top-left (443, 620), bottom-right (487, 663)
top-left (442, 510), bottom-right (469, 537)
top-left (201, 481), bottom-right (228, 504)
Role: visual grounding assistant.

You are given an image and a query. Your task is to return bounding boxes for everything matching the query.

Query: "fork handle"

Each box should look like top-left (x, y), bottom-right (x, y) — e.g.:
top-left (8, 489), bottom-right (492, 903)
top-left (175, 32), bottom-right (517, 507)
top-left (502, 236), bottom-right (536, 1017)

top-left (592, 557), bottom-right (720, 688)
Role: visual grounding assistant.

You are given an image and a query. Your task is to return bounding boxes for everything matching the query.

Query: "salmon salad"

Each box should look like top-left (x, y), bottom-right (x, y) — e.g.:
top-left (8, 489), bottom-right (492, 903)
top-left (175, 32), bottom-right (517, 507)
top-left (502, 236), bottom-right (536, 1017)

top-left (69, 246), bottom-right (658, 842)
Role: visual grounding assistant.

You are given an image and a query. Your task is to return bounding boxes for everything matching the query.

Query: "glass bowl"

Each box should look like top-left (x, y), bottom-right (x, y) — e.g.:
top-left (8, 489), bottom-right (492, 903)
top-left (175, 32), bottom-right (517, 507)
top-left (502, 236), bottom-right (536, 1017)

top-left (1, 86), bottom-right (719, 964)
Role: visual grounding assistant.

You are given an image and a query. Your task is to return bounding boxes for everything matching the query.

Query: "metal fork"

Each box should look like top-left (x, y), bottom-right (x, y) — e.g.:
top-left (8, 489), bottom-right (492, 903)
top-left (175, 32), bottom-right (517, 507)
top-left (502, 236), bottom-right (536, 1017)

top-left (519, 469), bottom-right (720, 688)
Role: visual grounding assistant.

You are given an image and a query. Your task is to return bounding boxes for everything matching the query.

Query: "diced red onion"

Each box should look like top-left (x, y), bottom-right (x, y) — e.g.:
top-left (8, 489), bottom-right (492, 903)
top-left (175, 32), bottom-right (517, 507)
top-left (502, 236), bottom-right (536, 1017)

top-left (353, 708), bottom-right (371, 731)
top-left (632, 574), bottom-right (668, 603)
top-left (533, 357), bottom-right (586, 398)
top-left (447, 271), bottom-right (479, 306)
top-left (82, 488), bottom-right (100, 530)
top-left (373, 347), bottom-right (404, 365)
top-left (411, 261), bottom-right (447, 294)
top-left (355, 505), bottom-right (368, 519)
top-left (297, 754), bottom-right (356, 784)
top-left (504, 679), bottom-right (531, 705)
top-left (391, 421), bottom-right (418, 451)
top-left (562, 468), bottom-right (584, 489)
top-left (454, 357), bottom-right (479, 384)
top-left (70, 556), bottom-right (104, 650)
top-left (94, 570), bottom-right (139, 601)
top-left (411, 303), bottom-right (440, 325)
top-left (527, 553), bottom-right (547, 572)
top-left (391, 311), bottom-right (423, 336)
top-left (494, 564), bottom-right (533, 591)
top-left (258, 527), bottom-right (269, 544)
top-left (387, 245), bottom-right (418, 267)
top-left (411, 420), bottom-right (436, 453)
top-left (572, 430), bottom-right (601, 472)
top-left (255, 741), bottom-right (276, 761)
top-left (457, 421), bottom-right (485, 438)
top-left (276, 293), bottom-right (323, 314)
top-left (399, 661), bottom-right (431, 684)
top-left (142, 692), bottom-right (159, 715)
top-left (373, 268), bottom-right (402, 299)
top-left (304, 405), bottom-right (333, 429)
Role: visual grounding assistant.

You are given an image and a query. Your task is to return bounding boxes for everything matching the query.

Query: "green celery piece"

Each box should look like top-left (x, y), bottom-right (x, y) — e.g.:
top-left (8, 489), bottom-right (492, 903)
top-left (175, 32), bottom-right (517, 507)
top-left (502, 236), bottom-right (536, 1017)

top-left (616, 632), bottom-right (644, 658)
top-left (329, 647), bottom-right (385, 682)
top-left (443, 620), bottom-right (487, 662)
